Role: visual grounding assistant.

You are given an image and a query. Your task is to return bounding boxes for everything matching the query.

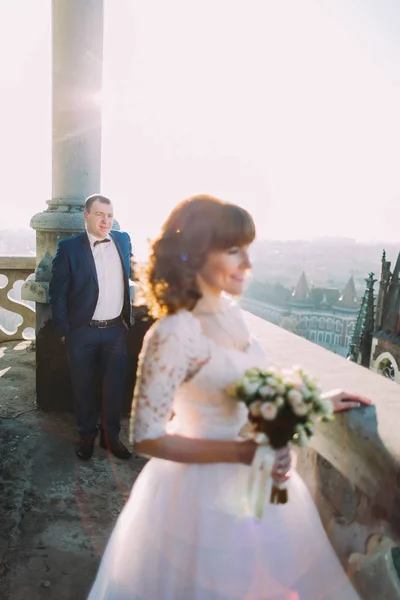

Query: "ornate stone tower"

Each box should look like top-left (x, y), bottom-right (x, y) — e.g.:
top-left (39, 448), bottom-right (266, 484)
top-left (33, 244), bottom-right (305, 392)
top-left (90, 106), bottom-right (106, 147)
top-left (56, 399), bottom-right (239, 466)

top-left (370, 251), bottom-right (400, 383)
top-left (347, 273), bottom-right (376, 367)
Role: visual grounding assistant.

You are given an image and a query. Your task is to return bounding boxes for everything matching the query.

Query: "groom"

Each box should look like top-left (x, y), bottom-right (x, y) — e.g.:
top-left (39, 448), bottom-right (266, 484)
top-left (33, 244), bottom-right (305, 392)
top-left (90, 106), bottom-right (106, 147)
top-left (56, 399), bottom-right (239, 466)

top-left (49, 194), bottom-right (133, 460)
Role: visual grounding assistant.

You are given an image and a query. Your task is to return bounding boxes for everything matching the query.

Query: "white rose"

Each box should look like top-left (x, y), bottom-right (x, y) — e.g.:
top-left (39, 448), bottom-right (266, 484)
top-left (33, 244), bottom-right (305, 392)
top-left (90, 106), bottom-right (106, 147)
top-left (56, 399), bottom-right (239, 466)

top-left (260, 402), bottom-right (278, 420)
top-left (242, 380), bottom-right (260, 397)
top-left (246, 367), bottom-right (262, 379)
top-left (286, 368), bottom-right (303, 386)
top-left (292, 402), bottom-right (309, 417)
top-left (275, 396), bottom-right (285, 408)
top-left (259, 385), bottom-right (274, 399)
top-left (287, 389), bottom-right (303, 405)
top-left (266, 377), bottom-right (279, 387)
top-left (249, 400), bottom-right (263, 417)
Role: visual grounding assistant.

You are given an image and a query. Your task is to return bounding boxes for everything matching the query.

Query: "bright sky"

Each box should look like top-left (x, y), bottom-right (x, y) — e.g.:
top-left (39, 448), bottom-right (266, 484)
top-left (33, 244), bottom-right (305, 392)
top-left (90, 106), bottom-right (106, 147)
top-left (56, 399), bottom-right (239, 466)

top-left (1, 0), bottom-right (400, 258)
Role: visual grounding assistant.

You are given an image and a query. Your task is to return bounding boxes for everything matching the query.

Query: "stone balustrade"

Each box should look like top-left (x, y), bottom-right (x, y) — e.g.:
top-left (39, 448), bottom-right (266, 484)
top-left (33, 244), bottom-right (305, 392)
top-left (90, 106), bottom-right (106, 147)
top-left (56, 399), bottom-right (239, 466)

top-left (0, 256), bottom-right (36, 342)
top-left (243, 311), bottom-right (400, 595)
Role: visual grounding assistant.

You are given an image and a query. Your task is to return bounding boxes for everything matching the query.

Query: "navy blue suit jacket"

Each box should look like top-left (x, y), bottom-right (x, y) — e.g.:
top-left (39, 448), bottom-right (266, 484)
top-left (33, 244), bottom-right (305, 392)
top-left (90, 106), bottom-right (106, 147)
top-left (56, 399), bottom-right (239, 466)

top-left (49, 230), bottom-right (132, 338)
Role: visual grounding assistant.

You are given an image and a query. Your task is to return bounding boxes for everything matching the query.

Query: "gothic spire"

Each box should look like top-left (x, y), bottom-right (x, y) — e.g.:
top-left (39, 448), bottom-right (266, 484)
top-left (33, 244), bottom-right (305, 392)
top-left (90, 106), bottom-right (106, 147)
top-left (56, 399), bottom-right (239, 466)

top-left (359, 273), bottom-right (377, 367)
top-left (375, 249), bottom-right (392, 330)
top-left (348, 272), bottom-right (376, 366)
top-left (291, 271), bottom-right (310, 303)
top-left (339, 275), bottom-right (357, 308)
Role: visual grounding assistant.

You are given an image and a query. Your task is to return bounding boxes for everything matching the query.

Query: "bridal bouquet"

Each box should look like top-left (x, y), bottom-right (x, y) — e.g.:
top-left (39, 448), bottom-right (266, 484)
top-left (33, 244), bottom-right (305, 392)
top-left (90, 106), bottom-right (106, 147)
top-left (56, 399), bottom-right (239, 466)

top-left (228, 366), bottom-right (334, 516)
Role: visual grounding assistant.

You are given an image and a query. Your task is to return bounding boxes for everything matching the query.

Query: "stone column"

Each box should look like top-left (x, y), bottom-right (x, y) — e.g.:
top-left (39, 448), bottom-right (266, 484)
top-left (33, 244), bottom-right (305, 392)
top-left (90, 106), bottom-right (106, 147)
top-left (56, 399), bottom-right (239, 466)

top-left (22, 0), bottom-right (105, 410)
top-left (33, 0), bottom-right (104, 266)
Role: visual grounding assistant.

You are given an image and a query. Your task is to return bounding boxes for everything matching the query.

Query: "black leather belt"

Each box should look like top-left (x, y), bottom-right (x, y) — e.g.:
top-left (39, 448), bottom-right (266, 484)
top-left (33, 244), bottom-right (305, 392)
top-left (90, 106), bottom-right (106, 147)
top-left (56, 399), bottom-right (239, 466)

top-left (89, 316), bottom-right (123, 328)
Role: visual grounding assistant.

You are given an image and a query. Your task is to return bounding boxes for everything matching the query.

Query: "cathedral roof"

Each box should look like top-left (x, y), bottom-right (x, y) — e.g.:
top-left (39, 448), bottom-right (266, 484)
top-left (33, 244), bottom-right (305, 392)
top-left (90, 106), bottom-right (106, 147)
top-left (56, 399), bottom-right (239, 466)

top-left (310, 287), bottom-right (340, 308)
top-left (245, 281), bottom-right (291, 307)
top-left (291, 271), bottom-right (310, 303)
top-left (338, 275), bottom-right (358, 308)
top-left (246, 274), bottom-right (361, 313)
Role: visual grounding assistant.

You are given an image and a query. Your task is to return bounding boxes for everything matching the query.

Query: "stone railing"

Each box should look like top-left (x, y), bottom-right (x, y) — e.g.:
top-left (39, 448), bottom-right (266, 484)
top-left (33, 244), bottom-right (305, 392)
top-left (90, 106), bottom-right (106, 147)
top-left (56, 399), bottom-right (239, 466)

top-left (243, 311), bottom-right (400, 597)
top-left (0, 256), bottom-right (36, 342)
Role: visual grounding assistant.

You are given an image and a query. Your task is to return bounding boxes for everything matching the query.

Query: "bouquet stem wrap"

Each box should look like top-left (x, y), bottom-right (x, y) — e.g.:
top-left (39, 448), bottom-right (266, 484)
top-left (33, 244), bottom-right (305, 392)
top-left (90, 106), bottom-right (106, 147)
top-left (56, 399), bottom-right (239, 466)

top-left (247, 444), bottom-right (276, 520)
top-left (270, 481), bottom-right (288, 505)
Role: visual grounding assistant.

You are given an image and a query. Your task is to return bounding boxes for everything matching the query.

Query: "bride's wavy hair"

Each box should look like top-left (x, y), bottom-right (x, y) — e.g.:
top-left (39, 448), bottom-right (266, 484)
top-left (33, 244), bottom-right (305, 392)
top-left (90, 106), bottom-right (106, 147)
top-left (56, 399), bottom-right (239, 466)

top-left (140, 194), bottom-right (256, 318)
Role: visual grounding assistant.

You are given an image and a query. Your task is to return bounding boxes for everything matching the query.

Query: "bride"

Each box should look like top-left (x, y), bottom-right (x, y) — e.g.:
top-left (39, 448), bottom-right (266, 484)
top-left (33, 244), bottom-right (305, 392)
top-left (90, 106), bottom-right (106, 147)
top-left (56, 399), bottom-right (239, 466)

top-left (88, 195), bottom-right (371, 600)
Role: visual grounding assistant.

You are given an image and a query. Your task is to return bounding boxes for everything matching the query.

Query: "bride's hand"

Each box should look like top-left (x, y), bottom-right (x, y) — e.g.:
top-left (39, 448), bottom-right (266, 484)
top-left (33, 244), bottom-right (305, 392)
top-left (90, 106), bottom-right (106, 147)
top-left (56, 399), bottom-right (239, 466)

top-left (321, 389), bottom-right (373, 413)
top-left (238, 439), bottom-right (258, 466)
top-left (238, 442), bottom-right (293, 482)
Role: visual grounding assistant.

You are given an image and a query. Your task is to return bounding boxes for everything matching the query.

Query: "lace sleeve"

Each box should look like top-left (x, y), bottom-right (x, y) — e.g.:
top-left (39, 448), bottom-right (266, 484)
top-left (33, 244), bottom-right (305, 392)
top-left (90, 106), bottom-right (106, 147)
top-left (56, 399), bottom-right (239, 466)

top-left (130, 312), bottom-right (210, 444)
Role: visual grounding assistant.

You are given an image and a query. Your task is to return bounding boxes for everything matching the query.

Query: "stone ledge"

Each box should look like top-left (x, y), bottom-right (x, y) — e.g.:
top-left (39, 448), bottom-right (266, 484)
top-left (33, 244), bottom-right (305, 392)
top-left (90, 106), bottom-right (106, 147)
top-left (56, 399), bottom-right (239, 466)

top-left (0, 256), bottom-right (36, 270)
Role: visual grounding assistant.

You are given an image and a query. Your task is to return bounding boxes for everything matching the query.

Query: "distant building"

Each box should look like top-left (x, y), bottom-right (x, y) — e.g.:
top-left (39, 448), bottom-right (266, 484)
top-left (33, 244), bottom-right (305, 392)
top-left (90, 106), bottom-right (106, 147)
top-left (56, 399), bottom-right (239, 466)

top-left (348, 251), bottom-right (400, 384)
top-left (241, 273), bottom-right (360, 357)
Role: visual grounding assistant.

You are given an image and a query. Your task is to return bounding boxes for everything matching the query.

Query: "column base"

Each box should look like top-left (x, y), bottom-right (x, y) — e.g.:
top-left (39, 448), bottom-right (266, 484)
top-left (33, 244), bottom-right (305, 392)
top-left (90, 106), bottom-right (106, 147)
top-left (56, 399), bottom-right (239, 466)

top-left (35, 317), bottom-right (74, 412)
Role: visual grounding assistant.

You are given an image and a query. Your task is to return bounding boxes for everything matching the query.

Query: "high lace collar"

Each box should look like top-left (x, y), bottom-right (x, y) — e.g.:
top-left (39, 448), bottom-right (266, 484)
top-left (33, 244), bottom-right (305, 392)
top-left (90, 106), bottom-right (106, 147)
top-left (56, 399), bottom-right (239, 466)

top-left (193, 293), bottom-right (231, 316)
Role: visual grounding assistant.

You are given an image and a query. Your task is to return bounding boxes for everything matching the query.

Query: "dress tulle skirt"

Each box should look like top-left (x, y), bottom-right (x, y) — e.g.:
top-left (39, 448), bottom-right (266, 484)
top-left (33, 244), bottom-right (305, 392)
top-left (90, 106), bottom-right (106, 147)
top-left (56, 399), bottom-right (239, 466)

top-left (87, 459), bottom-right (360, 600)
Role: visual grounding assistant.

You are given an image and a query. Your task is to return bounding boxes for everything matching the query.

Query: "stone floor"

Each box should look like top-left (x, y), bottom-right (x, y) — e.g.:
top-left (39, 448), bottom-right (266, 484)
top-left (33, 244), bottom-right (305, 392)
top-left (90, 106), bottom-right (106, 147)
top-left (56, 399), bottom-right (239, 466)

top-left (0, 341), bottom-right (146, 600)
top-left (2, 331), bottom-right (398, 599)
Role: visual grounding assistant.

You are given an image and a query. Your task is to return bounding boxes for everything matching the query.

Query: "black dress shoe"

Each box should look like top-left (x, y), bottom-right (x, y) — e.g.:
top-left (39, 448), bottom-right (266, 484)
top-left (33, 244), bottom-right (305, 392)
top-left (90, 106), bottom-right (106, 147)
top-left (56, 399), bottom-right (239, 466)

top-left (99, 433), bottom-right (132, 460)
top-left (76, 437), bottom-right (95, 460)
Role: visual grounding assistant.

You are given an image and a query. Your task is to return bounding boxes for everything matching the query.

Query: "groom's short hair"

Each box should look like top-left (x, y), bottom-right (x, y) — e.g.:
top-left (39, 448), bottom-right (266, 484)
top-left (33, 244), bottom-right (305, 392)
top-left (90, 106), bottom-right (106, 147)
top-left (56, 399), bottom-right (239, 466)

top-left (85, 194), bottom-right (112, 213)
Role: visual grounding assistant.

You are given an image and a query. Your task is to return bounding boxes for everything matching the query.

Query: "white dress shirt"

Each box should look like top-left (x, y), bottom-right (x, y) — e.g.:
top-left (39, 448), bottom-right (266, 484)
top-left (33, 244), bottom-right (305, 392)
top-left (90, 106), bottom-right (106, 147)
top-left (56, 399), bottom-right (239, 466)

top-left (87, 232), bottom-right (125, 321)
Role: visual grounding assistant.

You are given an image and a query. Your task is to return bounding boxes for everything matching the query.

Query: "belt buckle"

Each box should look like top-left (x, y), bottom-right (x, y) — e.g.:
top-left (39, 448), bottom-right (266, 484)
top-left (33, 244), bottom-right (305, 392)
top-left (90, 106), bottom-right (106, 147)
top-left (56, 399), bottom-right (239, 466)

top-left (97, 320), bottom-right (108, 328)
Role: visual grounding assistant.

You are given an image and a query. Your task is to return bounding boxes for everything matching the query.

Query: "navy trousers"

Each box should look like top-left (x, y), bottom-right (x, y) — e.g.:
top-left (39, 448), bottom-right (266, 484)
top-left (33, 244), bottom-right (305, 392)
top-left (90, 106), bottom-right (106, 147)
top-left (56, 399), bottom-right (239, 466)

top-left (65, 323), bottom-right (128, 442)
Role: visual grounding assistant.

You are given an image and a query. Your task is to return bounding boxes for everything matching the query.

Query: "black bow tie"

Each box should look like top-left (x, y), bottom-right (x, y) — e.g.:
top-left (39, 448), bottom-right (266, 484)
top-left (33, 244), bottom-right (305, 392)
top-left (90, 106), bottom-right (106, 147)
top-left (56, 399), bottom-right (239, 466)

top-left (93, 238), bottom-right (111, 247)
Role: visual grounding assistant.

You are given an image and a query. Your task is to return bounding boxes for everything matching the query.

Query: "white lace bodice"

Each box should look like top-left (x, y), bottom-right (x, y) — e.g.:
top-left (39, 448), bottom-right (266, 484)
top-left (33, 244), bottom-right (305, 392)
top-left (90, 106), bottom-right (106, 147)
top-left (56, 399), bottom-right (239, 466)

top-left (132, 308), bottom-right (266, 443)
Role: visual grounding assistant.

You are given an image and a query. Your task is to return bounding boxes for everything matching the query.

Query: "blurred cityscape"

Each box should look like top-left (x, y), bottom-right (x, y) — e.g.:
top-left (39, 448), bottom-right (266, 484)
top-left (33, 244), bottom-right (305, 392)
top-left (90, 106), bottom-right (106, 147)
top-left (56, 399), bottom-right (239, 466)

top-left (1, 227), bottom-right (397, 357)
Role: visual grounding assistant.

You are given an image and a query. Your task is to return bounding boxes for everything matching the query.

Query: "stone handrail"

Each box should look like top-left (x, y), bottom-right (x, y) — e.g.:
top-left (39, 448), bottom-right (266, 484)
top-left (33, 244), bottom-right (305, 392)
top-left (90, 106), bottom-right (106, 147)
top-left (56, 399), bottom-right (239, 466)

top-left (0, 255), bottom-right (36, 342)
top-left (243, 311), bottom-right (400, 594)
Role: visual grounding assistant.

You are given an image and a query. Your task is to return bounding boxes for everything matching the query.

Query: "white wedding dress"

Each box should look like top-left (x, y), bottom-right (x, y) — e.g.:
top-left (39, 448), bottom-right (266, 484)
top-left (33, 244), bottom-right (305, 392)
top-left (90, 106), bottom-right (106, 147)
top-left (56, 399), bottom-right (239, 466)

top-left (88, 300), bottom-right (361, 600)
